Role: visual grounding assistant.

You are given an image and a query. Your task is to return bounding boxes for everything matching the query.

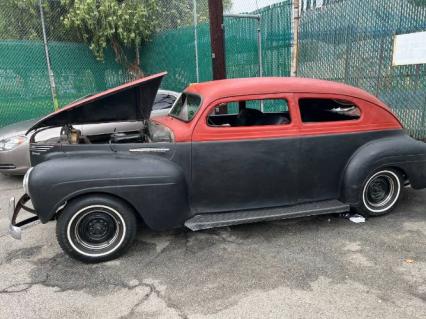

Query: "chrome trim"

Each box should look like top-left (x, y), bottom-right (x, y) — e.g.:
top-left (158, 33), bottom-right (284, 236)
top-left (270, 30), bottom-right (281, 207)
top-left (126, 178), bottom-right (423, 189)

top-left (8, 197), bottom-right (15, 221)
top-left (0, 164), bottom-right (16, 169)
top-left (8, 197), bottom-right (21, 240)
top-left (9, 224), bottom-right (22, 240)
top-left (31, 144), bottom-right (55, 148)
top-left (56, 202), bottom-right (67, 213)
top-left (23, 167), bottom-right (33, 194)
top-left (30, 145), bottom-right (55, 153)
top-left (30, 145), bottom-right (54, 148)
top-left (30, 147), bottom-right (53, 151)
top-left (129, 148), bottom-right (170, 153)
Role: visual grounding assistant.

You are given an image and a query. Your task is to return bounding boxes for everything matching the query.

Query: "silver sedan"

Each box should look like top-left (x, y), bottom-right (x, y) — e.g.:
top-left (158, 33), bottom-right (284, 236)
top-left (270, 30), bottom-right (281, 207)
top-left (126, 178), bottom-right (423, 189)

top-left (0, 89), bottom-right (179, 175)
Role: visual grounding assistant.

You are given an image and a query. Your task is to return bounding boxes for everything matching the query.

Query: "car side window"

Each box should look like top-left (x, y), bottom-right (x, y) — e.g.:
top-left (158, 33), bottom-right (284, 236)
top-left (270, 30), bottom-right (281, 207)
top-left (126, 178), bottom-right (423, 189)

top-left (299, 98), bottom-right (361, 123)
top-left (207, 99), bottom-right (290, 127)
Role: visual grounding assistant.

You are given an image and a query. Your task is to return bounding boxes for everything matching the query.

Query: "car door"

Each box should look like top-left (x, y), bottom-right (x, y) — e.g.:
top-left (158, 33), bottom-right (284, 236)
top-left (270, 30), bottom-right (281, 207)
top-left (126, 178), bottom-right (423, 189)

top-left (295, 93), bottom-right (388, 202)
top-left (190, 93), bottom-right (300, 214)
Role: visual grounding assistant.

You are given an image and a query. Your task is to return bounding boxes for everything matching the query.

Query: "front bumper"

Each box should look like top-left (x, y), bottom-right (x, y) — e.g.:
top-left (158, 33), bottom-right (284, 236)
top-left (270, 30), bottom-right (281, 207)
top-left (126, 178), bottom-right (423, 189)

top-left (8, 194), bottom-right (39, 239)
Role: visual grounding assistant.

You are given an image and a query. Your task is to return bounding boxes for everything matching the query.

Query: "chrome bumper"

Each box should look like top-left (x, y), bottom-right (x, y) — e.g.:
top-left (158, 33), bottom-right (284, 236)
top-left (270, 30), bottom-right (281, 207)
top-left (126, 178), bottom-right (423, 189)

top-left (8, 194), bottom-right (39, 240)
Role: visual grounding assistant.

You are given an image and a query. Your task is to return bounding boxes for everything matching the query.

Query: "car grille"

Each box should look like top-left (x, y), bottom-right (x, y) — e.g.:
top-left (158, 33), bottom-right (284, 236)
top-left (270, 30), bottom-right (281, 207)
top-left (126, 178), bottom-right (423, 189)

top-left (0, 164), bottom-right (16, 170)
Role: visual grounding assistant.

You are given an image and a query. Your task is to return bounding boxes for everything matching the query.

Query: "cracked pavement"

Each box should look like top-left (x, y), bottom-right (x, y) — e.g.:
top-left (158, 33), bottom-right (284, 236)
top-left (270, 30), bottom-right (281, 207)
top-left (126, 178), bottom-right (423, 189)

top-left (0, 174), bottom-right (425, 318)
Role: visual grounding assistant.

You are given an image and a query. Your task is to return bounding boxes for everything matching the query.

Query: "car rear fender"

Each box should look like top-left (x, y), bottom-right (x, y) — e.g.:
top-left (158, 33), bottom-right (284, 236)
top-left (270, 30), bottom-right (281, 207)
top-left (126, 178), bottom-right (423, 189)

top-left (28, 154), bottom-right (191, 230)
top-left (341, 133), bottom-right (426, 204)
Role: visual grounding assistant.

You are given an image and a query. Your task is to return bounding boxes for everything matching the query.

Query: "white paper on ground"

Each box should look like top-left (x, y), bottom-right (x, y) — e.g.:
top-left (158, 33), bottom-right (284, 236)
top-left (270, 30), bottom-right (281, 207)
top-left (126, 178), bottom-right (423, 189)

top-left (349, 214), bottom-right (366, 223)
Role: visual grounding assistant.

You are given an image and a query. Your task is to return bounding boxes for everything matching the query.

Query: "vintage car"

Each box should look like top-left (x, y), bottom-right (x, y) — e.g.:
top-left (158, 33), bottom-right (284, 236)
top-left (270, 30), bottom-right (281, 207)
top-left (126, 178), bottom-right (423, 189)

top-left (8, 72), bottom-right (426, 262)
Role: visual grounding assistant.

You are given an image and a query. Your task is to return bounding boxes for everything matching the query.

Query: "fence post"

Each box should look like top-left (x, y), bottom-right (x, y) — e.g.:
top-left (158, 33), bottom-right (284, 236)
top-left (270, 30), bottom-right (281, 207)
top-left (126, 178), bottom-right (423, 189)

top-left (193, 0), bottom-right (200, 83)
top-left (344, 26), bottom-right (353, 84)
top-left (257, 16), bottom-right (263, 77)
top-left (375, 37), bottom-right (385, 96)
top-left (208, 0), bottom-right (227, 80)
top-left (291, 0), bottom-right (301, 77)
top-left (38, 0), bottom-right (59, 111)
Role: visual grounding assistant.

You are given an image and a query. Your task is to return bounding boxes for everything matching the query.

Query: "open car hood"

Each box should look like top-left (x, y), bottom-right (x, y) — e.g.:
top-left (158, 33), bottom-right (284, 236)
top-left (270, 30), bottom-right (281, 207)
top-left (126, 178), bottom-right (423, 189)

top-left (27, 72), bottom-right (167, 134)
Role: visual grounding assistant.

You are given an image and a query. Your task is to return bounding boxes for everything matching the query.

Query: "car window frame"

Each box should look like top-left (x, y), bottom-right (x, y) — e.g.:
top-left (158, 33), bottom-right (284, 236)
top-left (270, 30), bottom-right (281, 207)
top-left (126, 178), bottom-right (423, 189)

top-left (191, 93), bottom-right (300, 142)
top-left (296, 94), bottom-right (364, 126)
top-left (292, 92), bottom-right (375, 137)
top-left (205, 96), bottom-right (293, 128)
top-left (168, 92), bottom-right (204, 123)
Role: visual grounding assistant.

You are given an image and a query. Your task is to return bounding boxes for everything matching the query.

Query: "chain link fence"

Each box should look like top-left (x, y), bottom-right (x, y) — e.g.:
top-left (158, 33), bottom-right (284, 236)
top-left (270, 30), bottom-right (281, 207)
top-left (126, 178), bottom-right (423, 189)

top-left (298, 0), bottom-right (426, 139)
top-left (0, 0), bottom-right (292, 127)
top-left (0, 0), bottom-right (136, 127)
top-left (140, 0), bottom-right (292, 91)
top-left (0, 0), bottom-right (424, 139)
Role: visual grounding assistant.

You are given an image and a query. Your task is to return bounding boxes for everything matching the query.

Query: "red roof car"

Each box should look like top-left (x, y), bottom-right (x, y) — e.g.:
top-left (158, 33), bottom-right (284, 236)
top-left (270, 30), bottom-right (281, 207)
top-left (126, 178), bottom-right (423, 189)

top-left (9, 73), bottom-right (426, 262)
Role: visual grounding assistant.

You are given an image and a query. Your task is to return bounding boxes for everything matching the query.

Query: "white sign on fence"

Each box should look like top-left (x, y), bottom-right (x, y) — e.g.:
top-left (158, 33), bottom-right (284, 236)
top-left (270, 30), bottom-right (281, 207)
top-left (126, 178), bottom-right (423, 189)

top-left (392, 31), bottom-right (426, 66)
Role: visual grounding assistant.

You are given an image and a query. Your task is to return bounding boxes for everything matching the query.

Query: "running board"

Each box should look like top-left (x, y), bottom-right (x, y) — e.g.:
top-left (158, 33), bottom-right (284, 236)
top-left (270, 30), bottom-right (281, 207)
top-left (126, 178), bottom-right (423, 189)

top-left (185, 200), bottom-right (349, 231)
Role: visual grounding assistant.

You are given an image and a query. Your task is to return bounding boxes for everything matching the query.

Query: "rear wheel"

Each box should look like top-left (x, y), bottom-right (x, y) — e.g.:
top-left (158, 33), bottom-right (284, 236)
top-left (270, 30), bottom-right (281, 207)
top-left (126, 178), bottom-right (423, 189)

top-left (354, 169), bottom-right (403, 217)
top-left (56, 195), bottom-right (137, 263)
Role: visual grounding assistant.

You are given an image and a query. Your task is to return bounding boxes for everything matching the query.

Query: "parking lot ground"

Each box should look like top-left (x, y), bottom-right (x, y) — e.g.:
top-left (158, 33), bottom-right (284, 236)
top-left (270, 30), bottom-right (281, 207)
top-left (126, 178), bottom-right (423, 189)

top-left (0, 173), bottom-right (425, 319)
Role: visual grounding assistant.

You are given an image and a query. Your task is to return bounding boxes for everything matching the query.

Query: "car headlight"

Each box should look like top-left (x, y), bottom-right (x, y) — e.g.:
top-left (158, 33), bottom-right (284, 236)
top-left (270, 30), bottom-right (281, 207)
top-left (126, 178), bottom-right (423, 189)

top-left (23, 167), bottom-right (33, 195)
top-left (0, 135), bottom-right (27, 151)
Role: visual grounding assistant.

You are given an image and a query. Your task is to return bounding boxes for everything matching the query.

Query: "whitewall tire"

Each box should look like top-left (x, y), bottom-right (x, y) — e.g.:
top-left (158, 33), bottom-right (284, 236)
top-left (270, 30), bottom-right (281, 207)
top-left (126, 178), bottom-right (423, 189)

top-left (56, 195), bottom-right (137, 263)
top-left (356, 169), bottom-right (403, 217)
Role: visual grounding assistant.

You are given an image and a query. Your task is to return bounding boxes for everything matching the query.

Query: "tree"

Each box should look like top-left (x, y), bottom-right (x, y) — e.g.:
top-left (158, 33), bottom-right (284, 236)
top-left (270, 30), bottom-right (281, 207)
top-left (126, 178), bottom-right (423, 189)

top-left (0, 0), bottom-right (76, 41)
top-left (61, 0), bottom-right (232, 74)
top-left (0, 0), bottom-right (233, 75)
top-left (155, 0), bottom-right (232, 31)
top-left (61, 0), bottom-right (159, 75)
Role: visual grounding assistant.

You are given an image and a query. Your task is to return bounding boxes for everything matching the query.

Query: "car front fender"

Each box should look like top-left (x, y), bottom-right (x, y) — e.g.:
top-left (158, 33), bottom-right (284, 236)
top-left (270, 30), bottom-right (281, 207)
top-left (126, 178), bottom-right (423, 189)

top-left (28, 154), bottom-right (190, 230)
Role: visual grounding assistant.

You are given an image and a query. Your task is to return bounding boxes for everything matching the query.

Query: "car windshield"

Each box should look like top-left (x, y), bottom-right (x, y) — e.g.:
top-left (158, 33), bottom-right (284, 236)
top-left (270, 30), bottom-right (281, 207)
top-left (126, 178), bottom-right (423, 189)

top-left (169, 93), bottom-right (202, 122)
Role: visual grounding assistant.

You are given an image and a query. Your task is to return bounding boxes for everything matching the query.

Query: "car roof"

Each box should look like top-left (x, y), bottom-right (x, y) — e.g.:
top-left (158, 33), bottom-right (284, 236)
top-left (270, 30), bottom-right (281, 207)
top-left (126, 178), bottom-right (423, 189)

top-left (185, 77), bottom-right (390, 109)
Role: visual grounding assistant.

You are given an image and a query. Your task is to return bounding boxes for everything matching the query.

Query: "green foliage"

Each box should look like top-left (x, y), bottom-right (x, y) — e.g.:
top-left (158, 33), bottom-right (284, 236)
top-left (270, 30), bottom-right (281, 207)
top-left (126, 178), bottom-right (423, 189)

top-left (0, 0), bottom-right (75, 41)
top-left (0, 0), bottom-right (234, 67)
top-left (156, 0), bottom-right (232, 31)
top-left (60, 0), bottom-right (232, 65)
top-left (61, 0), bottom-right (158, 62)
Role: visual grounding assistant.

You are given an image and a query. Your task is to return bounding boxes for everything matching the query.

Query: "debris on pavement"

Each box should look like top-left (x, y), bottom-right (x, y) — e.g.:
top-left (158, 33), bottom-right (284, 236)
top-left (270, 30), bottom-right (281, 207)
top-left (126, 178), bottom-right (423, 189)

top-left (349, 214), bottom-right (366, 223)
top-left (339, 213), bottom-right (366, 223)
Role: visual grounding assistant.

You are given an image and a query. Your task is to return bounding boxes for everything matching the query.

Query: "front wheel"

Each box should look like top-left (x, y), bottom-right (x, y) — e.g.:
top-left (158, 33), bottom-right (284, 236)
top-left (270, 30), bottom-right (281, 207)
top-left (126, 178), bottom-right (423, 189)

top-left (56, 195), bottom-right (137, 263)
top-left (354, 169), bottom-right (403, 217)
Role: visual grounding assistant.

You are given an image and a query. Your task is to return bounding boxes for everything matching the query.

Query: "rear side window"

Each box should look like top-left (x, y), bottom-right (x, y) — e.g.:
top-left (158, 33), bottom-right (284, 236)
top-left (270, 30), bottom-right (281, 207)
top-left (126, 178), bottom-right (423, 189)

top-left (299, 99), bottom-right (361, 123)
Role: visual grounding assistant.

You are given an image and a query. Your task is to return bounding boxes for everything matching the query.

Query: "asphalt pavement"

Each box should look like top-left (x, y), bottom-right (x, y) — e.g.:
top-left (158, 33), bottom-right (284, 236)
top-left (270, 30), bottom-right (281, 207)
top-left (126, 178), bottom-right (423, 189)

top-left (0, 174), bottom-right (425, 318)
